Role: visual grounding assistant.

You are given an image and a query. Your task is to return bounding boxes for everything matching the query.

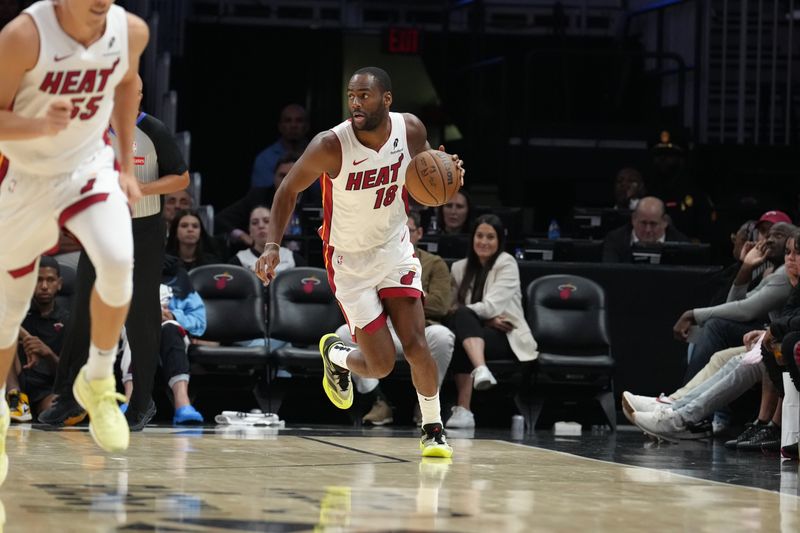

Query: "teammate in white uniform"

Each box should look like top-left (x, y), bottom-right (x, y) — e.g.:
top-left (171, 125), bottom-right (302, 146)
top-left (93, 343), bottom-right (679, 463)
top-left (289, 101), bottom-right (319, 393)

top-left (0, 0), bottom-right (149, 475)
top-left (256, 67), bottom-right (464, 457)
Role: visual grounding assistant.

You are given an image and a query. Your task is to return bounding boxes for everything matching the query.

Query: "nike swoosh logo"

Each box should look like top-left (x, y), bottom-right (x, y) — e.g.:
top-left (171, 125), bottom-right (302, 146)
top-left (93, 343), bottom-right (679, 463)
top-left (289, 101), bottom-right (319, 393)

top-left (353, 158), bottom-right (368, 166)
top-left (54, 54), bottom-right (74, 62)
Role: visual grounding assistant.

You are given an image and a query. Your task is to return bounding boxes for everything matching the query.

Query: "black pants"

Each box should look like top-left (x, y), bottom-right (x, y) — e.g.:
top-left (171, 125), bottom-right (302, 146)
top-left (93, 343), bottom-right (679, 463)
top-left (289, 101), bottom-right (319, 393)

top-left (443, 306), bottom-right (514, 374)
top-left (783, 331), bottom-right (800, 393)
top-left (54, 214), bottom-right (164, 416)
top-left (160, 323), bottom-right (190, 381)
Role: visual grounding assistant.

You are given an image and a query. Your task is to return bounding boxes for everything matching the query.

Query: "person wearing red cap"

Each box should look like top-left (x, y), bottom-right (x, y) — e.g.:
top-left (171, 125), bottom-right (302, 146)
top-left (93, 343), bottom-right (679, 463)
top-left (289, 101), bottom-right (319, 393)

top-left (756, 210), bottom-right (793, 237)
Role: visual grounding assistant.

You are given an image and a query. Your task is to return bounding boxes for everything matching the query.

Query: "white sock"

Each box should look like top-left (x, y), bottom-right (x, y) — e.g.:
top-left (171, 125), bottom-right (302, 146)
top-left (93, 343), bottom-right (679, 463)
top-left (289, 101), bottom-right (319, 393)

top-left (328, 343), bottom-right (353, 370)
top-left (85, 342), bottom-right (117, 380)
top-left (0, 385), bottom-right (6, 414)
top-left (417, 391), bottom-right (442, 426)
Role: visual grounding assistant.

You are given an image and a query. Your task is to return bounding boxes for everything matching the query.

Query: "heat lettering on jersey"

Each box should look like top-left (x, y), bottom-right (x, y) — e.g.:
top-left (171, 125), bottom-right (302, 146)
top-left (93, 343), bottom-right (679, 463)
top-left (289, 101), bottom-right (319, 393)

top-left (345, 154), bottom-right (404, 191)
top-left (38, 58), bottom-right (121, 121)
top-left (39, 58), bottom-right (121, 95)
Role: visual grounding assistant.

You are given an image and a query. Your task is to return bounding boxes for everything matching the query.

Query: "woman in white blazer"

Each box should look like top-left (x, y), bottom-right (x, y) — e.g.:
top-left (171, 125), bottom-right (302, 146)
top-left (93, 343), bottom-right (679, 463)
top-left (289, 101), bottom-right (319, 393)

top-left (444, 214), bottom-right (537, 429)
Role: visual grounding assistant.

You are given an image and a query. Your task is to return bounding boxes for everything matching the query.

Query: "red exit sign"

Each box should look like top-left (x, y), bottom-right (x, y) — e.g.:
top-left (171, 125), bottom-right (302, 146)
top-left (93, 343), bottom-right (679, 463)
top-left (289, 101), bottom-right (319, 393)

top-left (384, 27), bottom-right (421, 55)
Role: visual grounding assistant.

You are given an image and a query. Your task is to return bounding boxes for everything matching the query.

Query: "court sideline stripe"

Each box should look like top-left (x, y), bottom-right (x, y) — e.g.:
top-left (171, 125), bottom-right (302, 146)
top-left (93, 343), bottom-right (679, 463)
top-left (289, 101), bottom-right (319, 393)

top-left (300, 436), bottom-right (410, 463)
top-left (500, 440), bottom-right (800, 500)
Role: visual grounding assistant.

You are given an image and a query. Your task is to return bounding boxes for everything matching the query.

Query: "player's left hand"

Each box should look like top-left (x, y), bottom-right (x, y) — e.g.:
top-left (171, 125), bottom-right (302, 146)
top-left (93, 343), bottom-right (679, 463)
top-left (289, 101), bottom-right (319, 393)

top-left (119, 171), bottom-right (143, 205)
top-left (438, 144), bottom-right (465, 186)
top-left (255, 244), bottom-right (281, 286)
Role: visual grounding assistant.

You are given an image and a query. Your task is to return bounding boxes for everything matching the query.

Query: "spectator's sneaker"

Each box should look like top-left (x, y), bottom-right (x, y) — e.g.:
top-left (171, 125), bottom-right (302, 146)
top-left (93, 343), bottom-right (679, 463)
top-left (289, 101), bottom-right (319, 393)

top-left (362, 398), bottom-right (393, 426)
top-left (72, 366), bottom-right (129, 452)
top-left (781, 442), bottom-right (799, 460)
top-left (37, 394), bottom-right (87, 427)
top-left (173, 405), bottom-right (204, 425)
top-left (445, 406), bottom-right (475, 429)
top-left (724, 420), bottom-right (768, 449)
top-left (127, 400), bottom-right (157, 432)
top-left (621, 391), bottom-right (660, 424)
top-left (471, 365), bottom-right (497, 391)
top-left (420, 423), bottom-right (453, 458)
top-left (736, 423), bottom-right (781, 451)
top-left (0, 409), bottom-right (8, 486)
top-left (632, 409), bottom-right (710, 442)
top-left (319, 334), bottom-right (353, 409)
top-left (7, 390), bottom-right (32, 422)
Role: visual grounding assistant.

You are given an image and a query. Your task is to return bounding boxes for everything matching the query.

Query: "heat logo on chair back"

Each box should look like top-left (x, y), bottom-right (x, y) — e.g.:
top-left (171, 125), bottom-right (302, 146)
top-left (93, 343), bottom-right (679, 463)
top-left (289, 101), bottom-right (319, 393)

top-left (557, 283), bottom-right (577, 300)
top-left (213, 272), bottom-right (234, 290)
top-left (301, 276), bottom-right (321, 294)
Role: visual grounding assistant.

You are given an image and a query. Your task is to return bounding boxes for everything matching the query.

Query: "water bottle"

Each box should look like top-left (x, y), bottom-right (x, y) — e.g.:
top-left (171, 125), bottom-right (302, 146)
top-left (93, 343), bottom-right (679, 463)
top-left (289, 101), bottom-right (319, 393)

top-left (547, 219), bottom-right (561, 240)
top-left (289, 212), bottom-right (302, 235)
top-left (514, 247), bottom-right (525, 261)
top-left (511, 414), bottom-right (525, 439)
top-left (427, 214), bottom-right (439, 234)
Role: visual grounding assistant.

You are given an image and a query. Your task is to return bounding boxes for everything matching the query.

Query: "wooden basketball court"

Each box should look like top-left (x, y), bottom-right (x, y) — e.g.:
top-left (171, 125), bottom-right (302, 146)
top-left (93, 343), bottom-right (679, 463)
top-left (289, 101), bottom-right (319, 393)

top-left (0, 424), bottom-right (797, 531)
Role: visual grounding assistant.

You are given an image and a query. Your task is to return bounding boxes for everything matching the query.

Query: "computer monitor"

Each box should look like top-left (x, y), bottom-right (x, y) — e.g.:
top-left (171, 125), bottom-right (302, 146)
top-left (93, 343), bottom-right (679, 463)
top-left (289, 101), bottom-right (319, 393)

top-left (419, 233), bottom-right (471, 259)
top-left (472, 205), bottom-right (530, 240)
top-left (572, 207), bottom-right (631, 239)
top-left (553, 238), bottom-right (604, 263)
top-left (631, 241), bottom-right (712, 266)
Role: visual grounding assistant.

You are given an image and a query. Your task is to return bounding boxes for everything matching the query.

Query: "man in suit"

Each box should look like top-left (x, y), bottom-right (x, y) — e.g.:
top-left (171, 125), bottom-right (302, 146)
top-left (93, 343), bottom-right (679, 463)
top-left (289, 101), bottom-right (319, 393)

top-left (602, 196), bottom-right (689, 263)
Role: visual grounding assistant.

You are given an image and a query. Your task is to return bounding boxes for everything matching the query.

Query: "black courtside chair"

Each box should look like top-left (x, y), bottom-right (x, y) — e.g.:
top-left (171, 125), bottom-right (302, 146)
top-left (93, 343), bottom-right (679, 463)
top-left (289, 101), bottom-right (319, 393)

top-left (523, 274), bottom-right (615, 430)
top-left (187, 264), bottom-right (270, 409)
top-left (266, 267), bottom-right (344, 413)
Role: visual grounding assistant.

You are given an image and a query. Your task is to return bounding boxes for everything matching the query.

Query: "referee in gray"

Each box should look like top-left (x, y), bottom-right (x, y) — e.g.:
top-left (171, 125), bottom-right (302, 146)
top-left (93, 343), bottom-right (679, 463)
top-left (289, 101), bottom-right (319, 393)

top-left (40, 76), bottom-right (190, 430)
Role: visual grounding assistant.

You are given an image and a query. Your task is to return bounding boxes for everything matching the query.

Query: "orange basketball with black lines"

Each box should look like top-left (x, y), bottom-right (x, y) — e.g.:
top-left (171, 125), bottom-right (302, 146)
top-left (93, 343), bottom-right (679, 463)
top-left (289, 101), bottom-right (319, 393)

top-left (405, 149), bottom-right (461, 207)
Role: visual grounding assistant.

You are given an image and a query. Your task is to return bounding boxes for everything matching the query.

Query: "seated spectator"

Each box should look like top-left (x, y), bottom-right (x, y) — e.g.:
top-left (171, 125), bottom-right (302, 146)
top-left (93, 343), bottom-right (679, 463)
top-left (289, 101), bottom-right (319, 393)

top-left (602, 196), bottom-right (690, 263)
top-left (334, 212), bottom-right (455, 425)
top-left (443, 214), bottom-right (537, 429)
top-left (251, 104), bottom-right (309, 188)
top-left (613, 167), bottom-right (646, 211)
top-left (625, 230), bottom-right (800, 443)
top-left (437, 190), bottom-right (472, 235)
top-left (217, 156), bottom-right (300, 250)
top-left (6, 257), bottom-right (67, 421)
top-left (163, 188), bottom-right (194, 236)
top-left (706, 219), bottom-right (760, 306)
top-left (121, 256), bottom-right (206, 425)
top-left (674, 222), bottom-right (795, 381)
top-left (228, 205), bottom-right (305, 273)
top-left (166, 209), bottom-right (221, 271)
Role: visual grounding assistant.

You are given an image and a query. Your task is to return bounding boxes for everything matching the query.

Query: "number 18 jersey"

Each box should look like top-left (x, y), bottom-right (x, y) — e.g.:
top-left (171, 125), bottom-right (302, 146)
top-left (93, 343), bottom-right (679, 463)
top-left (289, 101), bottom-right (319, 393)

top-left (320, 112), bottom-right (411, 252)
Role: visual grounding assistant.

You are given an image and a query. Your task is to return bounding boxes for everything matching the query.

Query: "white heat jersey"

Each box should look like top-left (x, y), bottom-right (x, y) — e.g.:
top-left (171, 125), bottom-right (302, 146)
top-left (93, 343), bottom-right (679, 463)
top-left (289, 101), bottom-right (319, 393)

top-left (0, 1), bottom-right (128, 175)
top-left (320, 112), bottom-right (411, 251)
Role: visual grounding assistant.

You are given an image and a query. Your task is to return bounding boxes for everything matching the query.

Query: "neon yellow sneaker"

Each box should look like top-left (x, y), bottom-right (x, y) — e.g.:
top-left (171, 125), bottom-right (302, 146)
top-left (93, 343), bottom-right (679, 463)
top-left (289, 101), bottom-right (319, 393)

top-left (420, 423), bottom-right (453, 458)
top-left (319, 334), bottom-right (353, 409)
top-left (72, 366), bottom-right (129, 452)
top-left (0, 408), bottom-right (9, 485)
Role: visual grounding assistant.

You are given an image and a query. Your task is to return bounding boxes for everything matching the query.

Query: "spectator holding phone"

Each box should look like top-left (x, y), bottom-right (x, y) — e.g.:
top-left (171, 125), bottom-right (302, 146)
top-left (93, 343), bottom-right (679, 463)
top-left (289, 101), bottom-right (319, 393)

top-left (443, 214), bottom-right (537, 429)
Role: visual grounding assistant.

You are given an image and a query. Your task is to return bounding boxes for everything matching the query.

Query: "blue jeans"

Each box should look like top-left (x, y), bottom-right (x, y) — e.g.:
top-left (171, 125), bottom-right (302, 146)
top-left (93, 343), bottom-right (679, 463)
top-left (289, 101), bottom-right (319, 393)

top-left (685, 317), bottom-right (762, 383)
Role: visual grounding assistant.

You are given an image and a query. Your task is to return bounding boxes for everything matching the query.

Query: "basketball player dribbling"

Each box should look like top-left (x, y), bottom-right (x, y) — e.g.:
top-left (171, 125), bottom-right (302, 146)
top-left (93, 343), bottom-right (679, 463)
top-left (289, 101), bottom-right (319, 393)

top-left (256, 67), bottom-right (464, 458)
top-left (0, 0), bottom-right (149, 478)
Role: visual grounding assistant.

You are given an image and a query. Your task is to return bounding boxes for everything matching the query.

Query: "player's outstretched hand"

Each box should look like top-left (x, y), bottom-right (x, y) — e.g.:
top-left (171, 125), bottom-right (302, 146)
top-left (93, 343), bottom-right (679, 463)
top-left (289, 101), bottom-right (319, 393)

top-left (42, 99), bottom-right (72, 136)
top-left (438, 144), bottom-right (465, 186)
top-left (255, 244), bottom-right (281, 286)
top-left (119, 171), bottom-right (143, 206)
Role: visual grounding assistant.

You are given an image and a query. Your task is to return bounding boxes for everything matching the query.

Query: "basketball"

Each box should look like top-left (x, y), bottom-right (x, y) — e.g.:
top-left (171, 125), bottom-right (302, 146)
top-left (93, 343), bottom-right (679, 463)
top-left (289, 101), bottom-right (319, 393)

top-left (405, 149), bottom-right (461, 207)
